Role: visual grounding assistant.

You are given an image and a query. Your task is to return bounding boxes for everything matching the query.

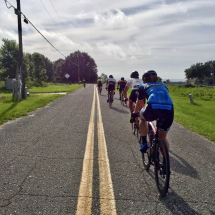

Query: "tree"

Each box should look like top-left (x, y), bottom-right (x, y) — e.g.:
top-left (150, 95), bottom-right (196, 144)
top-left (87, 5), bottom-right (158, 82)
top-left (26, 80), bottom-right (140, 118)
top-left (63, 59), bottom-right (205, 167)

top-left (63, 51), bottom-right (98, 83)
top-left (158, 77), bottom-right (162, 82)
top-left (185, 62), bottom-right (212, 84)
top-left (41, 55), bottom-right (54, 82)
top-left (53, 58), bottom-right (65, 82)
top-left (0, 39), bottom-right (19, 79)
top-left (101, 73), bottom-right (108, 83)
top-left (32, 52), bottom-right (47, 85)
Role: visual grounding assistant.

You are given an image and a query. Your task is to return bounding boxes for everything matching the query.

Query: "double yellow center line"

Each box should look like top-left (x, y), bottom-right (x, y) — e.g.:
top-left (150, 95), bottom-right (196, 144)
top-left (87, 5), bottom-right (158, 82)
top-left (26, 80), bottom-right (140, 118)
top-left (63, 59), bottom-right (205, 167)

top-left (76, 86), bottom-right (117, 215)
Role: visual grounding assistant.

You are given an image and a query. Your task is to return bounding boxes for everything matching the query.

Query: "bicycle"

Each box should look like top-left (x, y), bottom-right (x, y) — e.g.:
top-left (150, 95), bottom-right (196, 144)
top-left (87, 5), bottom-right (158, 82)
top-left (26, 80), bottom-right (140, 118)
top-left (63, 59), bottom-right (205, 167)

top-left (119, 89), bottom-right (125, 106)
top-left (107, 89), bottom-right (114, 108)
top-left (141, 120), bottom-right (170, 197)
top-left (131, 116), bottom-right (140, 141)
top-left (98, 85), bottom-right (102, 95)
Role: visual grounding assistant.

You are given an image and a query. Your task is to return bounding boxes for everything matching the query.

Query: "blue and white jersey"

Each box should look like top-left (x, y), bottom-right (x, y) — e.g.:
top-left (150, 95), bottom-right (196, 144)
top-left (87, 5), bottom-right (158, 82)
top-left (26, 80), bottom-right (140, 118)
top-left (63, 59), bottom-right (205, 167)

top-left (138, 82), bottom-right (173, 110)
top-left (106, 78), bottom-right (116, 85)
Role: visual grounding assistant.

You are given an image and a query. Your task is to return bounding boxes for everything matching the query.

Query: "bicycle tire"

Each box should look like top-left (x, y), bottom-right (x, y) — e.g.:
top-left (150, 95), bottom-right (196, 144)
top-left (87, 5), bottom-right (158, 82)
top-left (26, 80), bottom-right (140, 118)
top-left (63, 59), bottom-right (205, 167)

top-left (121, 93), bottom-right (124, 106)
top-left (109, 91), bottom-right (112, 108)
top-left (136, 119), bottom-right (139, 139)
top-left (131, 122), bottom-right (135, 134)
top-left (154, 139), bottom-right (170, 197)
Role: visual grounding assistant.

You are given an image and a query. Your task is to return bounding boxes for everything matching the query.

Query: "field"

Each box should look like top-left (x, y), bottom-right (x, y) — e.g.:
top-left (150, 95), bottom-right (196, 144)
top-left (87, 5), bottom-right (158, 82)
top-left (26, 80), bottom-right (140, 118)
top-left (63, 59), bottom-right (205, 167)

top-left (0, 84), bottom-right (82, 125)
top-left (168, 85), bottom-right (215, 142)
top-left (125, 84), bottom-right (215, 142)
top-left (28, 83), bottom-right (83, 93)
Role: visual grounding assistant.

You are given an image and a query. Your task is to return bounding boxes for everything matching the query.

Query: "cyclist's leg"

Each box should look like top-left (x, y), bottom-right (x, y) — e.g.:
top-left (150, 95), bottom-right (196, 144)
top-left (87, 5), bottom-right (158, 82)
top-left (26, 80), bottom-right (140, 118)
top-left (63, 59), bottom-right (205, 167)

top-left (107, 85), bottom-right (110, 102)
top-left (129, 90), bottom-right (138, 113)
top-left (139, 115), bottom-right (148, 136)
top-left (140, 104), bottom-right (157, 152)
top-left (157, 107), bottom-right (174, 151)
top-left (158, 130), bottom-right (169, 151)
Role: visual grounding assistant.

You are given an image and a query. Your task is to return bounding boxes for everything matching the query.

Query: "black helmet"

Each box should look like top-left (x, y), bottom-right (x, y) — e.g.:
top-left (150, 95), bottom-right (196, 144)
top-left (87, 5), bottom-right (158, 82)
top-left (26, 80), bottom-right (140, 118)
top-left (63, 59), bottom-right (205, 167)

top-left (130, 71), bottom-right (139, 79)
top-left (121, 77), bottom-right (124, 80)
top-left (142, 70), bottom-right (157, 82)
top-left (109, 75), bottom-right (113, 78)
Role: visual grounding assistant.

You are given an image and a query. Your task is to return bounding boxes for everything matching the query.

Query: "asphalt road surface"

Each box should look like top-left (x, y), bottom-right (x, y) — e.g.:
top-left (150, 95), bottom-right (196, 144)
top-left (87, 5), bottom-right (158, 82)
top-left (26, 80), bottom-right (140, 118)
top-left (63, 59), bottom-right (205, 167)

top-left (0, 84), bottom-right (215, 215)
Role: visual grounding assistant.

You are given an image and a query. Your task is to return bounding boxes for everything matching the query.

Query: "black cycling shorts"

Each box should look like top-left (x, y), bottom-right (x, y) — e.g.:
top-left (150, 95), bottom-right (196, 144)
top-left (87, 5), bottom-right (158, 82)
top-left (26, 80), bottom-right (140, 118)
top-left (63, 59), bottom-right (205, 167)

top-left (108, 84), bottom-right (115, 92)
top-left (129, 90), bottom-right (138, 103)
top-left (98, 83), bottom-right (102, 87)
top-left (119, 87), bottom-right (125, 92)
top-left (141, 104), bottom-right (174, 131)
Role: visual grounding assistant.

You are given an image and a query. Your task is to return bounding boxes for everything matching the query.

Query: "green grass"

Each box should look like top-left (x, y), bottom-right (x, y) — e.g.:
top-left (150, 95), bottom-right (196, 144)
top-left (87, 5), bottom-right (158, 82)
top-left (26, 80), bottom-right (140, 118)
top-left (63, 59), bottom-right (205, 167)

top-left (168, 85), bottom-right (215, 142)
top-left (125, 85), bottom-right (215, 142)
top-left (170, 94), bottom-right (215, 142)
top-left (29, 83), bottom-right (83, 93)
top-left (0, 84), bottom-right (83, 125)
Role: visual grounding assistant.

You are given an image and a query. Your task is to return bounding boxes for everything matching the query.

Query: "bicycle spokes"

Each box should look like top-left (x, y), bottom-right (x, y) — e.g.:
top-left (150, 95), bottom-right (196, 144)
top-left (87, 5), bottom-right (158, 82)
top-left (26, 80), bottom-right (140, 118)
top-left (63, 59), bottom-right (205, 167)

top-left (154, 139), bottom-right (170, 197)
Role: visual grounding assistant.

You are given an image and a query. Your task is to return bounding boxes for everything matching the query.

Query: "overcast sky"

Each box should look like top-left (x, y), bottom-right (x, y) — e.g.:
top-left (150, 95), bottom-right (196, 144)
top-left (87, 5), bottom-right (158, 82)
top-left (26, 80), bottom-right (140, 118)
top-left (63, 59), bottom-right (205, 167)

top-left (1, 0), bottom-right (215, 80)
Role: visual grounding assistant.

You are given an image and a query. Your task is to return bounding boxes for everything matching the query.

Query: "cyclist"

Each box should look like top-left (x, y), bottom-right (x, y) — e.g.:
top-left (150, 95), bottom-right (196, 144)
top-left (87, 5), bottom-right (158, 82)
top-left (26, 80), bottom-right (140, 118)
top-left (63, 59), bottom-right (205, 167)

top-left (131, 70), bottom-right (174, 153)
top-left (97, 77), bottom-right (103, 93)
top-left (82, 78), bottom-right (86, 87)
top-left (106, 75), bottom-right (116, 102)
top-left (124, 71), bottom-right (143, 112)
top-left (117, 77), bottom-right (127, 100)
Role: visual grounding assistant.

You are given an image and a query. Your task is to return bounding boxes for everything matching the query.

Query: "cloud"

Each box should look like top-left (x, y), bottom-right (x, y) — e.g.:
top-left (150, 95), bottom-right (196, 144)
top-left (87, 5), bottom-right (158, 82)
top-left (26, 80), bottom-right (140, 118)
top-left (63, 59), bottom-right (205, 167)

top-left (97, 42), bottom-right (126, 60)
top-left (1, 0), bottom-right (215, 79)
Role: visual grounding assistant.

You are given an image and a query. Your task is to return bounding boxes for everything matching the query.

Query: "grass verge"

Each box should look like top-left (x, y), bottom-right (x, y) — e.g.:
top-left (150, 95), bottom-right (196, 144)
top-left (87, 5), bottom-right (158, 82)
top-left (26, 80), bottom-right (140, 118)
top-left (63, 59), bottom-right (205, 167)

top-left (29, 83), bottom-right (83, 93)
top-left (124, 85), bottom-right (215, 142)
top-left (0, 84), bottom-right (82, 126)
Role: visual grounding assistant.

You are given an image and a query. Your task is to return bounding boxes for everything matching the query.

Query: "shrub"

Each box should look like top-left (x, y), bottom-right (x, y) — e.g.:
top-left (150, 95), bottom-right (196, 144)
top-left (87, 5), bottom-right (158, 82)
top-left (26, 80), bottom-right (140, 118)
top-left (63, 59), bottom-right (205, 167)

top-left (0, 81), bottom-right (6, 90)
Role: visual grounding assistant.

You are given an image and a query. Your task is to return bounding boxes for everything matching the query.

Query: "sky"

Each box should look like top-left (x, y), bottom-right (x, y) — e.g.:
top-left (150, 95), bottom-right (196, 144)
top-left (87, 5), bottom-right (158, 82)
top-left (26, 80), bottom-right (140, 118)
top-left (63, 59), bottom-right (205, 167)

top-left (1, 0), bottom-right (215, 81)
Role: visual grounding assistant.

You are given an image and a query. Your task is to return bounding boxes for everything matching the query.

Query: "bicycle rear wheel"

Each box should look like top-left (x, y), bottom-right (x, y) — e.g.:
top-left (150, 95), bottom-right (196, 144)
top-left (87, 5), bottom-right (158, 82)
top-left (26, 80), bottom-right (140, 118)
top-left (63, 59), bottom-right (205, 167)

top-left (109, 91), bottom-right (112, 108)
top-left (154, 139), bottom-right (170, 197)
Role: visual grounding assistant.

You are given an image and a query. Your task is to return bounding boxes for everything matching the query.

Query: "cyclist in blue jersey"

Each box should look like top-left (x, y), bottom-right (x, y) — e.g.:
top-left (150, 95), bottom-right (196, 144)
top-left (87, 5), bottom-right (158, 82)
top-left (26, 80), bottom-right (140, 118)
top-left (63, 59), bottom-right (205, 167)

top-left (131, 70), bottom-right (174, 153)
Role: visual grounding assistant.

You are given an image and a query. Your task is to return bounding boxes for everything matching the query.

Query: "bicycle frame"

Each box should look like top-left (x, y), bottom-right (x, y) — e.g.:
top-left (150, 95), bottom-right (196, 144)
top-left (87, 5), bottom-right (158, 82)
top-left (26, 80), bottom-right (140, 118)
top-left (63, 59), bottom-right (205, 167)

top-left (144, 120), bottom-right (170, 197)
top-left (108, 90), bottom-right (113, 107)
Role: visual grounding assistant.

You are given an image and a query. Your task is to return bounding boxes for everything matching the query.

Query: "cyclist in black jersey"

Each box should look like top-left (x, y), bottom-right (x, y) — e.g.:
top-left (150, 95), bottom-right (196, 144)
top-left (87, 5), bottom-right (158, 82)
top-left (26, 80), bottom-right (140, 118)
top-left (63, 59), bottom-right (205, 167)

top-left (106, 75), bottom-right (116, 102)
top-left (117, 77), bottom-right (127, 100)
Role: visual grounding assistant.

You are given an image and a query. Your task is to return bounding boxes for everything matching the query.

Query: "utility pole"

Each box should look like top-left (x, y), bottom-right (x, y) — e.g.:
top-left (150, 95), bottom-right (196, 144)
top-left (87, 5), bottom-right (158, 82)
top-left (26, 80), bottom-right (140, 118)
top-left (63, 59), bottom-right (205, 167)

top-left (77, 51), bottom-right (80, 83)
top-left (16, 0), bottom-right (25, 98)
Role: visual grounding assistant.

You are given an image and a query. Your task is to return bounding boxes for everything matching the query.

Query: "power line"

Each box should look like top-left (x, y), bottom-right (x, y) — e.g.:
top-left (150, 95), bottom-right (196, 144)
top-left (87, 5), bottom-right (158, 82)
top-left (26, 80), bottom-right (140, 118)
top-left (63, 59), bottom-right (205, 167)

top-left (23, 15), bottom-right (66, 58)
top-left (39, 0), bottom-right (72, 45)
top-left (49, 0), bottom-right (72, 40)
top-left (3, 0), bottom-right (78, 66)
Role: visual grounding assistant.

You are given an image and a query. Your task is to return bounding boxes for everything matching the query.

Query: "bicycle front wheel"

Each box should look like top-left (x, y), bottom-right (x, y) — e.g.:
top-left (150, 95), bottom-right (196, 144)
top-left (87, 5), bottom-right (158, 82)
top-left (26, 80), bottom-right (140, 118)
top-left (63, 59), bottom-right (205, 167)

top-left (154, 139), bottom-right (170, 197)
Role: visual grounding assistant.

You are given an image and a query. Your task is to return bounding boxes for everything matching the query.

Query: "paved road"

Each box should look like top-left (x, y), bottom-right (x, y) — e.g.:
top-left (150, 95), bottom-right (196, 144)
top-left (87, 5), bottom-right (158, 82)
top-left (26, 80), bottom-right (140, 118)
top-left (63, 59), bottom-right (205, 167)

top-left (0, 84), bottom-right (215, 214)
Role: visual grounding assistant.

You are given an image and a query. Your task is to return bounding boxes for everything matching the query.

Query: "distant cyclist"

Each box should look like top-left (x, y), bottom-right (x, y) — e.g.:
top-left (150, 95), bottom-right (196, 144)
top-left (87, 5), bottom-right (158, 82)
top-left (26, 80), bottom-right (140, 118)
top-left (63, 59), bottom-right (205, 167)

top-left (124, 71), bottom-right (143, 112)
top-left (106, 75), bottom-right (116, 102)
top-left (82, 79), bottom-right (86, 87)
top-left (97, 77), bottom-right (103, 93)
top-left (117, 77), bottom-right (127, 100)
top-left (131, 70), bottom-right (174, 153)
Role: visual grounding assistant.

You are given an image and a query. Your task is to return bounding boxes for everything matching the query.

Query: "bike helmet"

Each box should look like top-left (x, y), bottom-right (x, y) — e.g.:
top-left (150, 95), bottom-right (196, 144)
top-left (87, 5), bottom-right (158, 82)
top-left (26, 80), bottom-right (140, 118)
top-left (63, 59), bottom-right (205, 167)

top-left (121, 77), bottom-right (124, 80)
top-left (142, 70), bottom-right (157, 82)
top-left (130, 71), bottom-right (139, 79)
top-left (109, 75), bottom-right (113, 78)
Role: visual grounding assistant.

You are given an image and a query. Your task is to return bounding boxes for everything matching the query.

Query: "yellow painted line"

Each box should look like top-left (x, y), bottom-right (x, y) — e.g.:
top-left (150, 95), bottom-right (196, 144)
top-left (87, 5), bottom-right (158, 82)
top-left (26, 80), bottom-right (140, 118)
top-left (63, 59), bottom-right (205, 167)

top-left (96, 87), bottom-right (117, 215)
top-left (76, 86), bottom-right (96, 215)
